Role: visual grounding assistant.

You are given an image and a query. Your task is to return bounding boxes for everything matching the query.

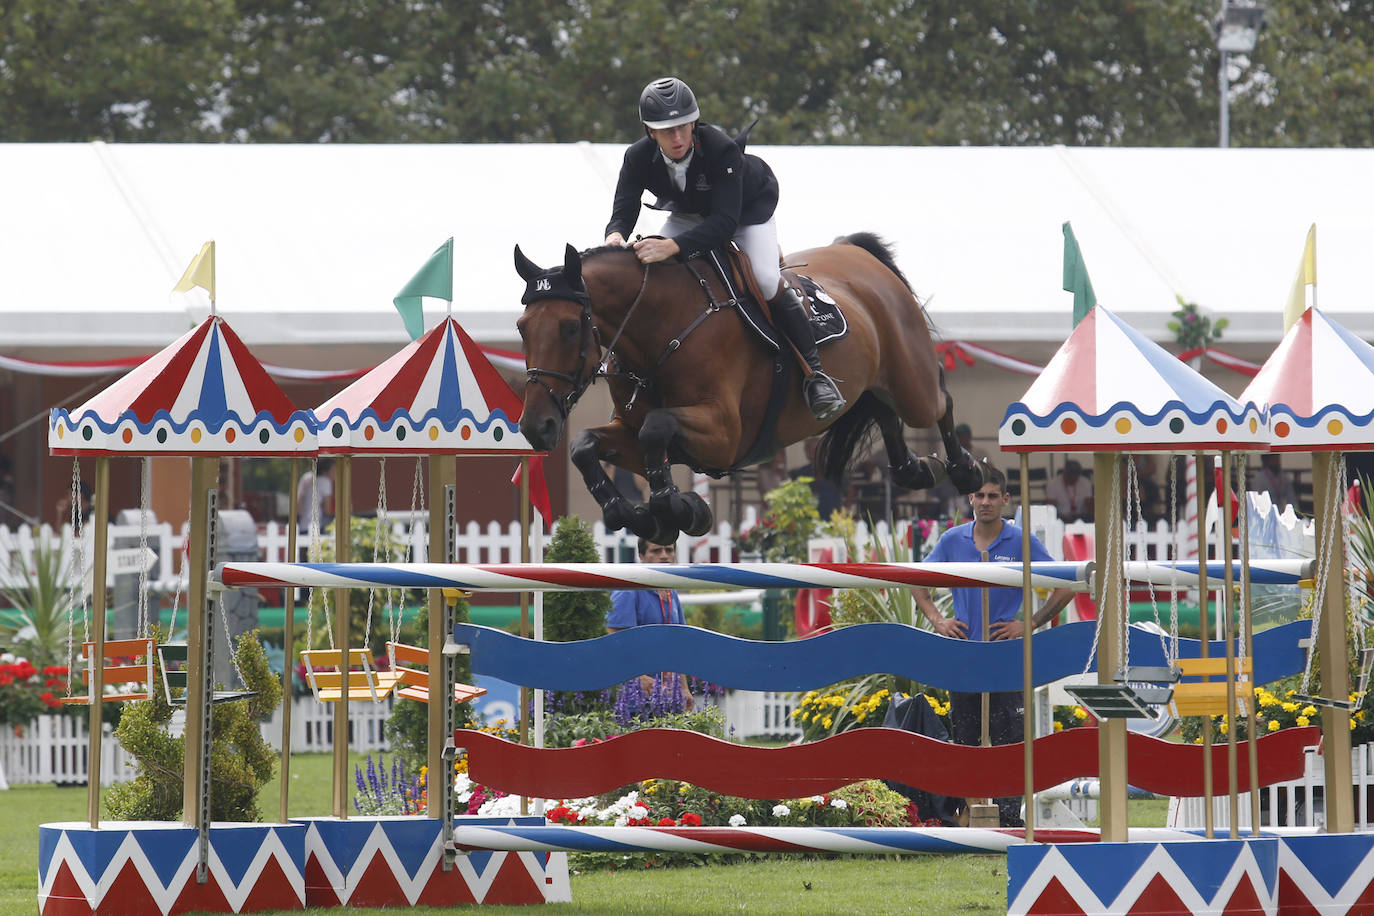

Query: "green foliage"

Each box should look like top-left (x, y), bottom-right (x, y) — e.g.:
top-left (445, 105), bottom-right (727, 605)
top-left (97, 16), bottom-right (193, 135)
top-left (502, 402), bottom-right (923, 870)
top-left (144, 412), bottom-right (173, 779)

top-left (0, 532), bottom-right (79, 666)
top-left (384, 594), bottom-right (477, 769)
top-left (739, 478), bottom-right (820, 564)
top-left (106, 628), bottom-right (282, 822)
top-left (543, 706), bottom-right (728, 749)
top-left (544, 516), bottom-right (611, 641)
top-left (1167, 297), bottom-right (1229, 352)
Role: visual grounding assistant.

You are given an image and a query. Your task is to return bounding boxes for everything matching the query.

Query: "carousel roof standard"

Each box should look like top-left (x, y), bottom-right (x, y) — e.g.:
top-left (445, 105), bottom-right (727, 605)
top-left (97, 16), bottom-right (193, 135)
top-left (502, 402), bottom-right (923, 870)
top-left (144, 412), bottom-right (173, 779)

top-left (999, 305), bottom-right (1267, 453)
top-left (312, 316), bottom-right (539, 455)
top-left (1241, 307), bottom-right (1374, 453)
top-left (49, 315), bottom-right (317, 456)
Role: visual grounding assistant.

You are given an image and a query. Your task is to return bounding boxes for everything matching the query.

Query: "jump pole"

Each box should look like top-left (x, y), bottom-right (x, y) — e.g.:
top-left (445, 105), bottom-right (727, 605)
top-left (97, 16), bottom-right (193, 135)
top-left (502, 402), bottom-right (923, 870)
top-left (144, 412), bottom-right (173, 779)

top-left (85, 457), bottom-right (110, 828)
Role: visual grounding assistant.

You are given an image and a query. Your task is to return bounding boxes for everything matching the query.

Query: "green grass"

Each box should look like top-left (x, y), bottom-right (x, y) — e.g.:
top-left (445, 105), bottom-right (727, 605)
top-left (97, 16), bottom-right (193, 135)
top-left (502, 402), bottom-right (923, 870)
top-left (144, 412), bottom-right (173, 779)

top-left (3, 754), bottom-right (1169, 916)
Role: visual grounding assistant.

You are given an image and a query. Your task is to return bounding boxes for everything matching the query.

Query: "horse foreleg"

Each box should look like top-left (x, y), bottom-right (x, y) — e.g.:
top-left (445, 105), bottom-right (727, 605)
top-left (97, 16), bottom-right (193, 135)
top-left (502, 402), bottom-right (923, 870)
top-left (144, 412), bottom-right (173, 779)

top-left (639, 409), bottom-right (714, 540)
top-left (934, 370), bottom-right (984, 494)
top-left (569, 426), bottom-right (659, 539)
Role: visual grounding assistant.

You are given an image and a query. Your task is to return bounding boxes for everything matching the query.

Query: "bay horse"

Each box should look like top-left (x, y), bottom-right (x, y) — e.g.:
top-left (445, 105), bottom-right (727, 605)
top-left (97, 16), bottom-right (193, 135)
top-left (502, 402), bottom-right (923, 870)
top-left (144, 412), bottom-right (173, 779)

top-left (514, 232), bottom-right (981, 543)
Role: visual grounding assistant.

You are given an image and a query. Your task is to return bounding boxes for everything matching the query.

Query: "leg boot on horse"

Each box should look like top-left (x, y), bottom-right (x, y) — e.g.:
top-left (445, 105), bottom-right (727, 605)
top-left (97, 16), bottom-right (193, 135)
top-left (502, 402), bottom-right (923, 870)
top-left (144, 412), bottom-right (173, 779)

top-left (770, 284), bottom-right (847, 422)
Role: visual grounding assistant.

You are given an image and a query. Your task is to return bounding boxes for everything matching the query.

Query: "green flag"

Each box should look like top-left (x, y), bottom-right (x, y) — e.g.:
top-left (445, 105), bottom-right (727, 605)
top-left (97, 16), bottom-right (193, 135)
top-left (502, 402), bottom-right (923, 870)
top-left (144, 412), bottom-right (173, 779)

top-left (393, 238), bottom-right (454, 340)
top-left (1062, 222), bottom-right (1096, 327)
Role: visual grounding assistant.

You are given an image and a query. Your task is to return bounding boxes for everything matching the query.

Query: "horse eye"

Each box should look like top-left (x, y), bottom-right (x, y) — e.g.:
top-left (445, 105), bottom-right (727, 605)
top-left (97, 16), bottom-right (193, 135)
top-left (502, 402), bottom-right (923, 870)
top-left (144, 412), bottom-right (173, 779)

top-left (559, 318), bottom-right (581, 341)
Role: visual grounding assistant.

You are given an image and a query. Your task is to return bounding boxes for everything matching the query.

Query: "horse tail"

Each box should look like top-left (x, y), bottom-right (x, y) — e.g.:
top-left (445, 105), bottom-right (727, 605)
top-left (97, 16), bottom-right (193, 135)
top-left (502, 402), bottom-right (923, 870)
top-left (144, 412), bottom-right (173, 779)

top-left (816, 391), bottom-right (883, 487)
top-left (836, 232), bottom-right (913, 293)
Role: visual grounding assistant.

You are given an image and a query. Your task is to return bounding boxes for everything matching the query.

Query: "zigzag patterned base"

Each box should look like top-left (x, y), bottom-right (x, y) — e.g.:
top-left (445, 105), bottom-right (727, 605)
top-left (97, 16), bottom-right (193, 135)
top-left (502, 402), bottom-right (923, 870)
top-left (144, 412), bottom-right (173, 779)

top-left (37, 822), bottom-right (305, 916)
top-left (294, 816), bottom-right (570, 907)
top-left (1008, 834), bottom-right (1374, 915)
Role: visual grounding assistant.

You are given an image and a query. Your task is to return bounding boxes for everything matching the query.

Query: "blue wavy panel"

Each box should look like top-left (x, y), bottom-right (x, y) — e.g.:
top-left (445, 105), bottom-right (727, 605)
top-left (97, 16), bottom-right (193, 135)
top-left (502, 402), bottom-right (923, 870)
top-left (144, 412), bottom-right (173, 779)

top-left (454, 619), bottom-right (1309, 693)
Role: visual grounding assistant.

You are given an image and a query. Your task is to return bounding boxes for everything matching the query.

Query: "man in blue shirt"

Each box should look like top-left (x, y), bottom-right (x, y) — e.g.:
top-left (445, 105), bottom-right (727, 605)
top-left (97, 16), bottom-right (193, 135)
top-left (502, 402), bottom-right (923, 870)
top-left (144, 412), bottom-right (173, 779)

top-left (913, 465), bottom-right (1074, 826)
top-left (607, 538), bottom-right (694, 708)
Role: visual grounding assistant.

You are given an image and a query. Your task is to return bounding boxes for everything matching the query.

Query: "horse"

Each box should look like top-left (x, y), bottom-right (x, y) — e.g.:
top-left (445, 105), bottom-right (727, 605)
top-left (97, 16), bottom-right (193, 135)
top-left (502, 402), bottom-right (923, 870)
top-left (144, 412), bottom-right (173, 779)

top-left (514, 232), bottom-right (982, 543)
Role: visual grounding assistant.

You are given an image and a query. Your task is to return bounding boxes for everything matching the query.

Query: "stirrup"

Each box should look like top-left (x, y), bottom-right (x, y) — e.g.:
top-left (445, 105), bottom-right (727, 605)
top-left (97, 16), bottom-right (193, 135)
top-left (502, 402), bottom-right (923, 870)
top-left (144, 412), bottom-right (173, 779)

top-left (805, 373), bottom-right (846, 421)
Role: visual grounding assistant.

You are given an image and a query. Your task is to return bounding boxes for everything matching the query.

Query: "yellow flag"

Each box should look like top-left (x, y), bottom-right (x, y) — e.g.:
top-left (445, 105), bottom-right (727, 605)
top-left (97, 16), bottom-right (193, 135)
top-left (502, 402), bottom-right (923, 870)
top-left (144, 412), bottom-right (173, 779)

top-left (172, 241), bottom-right (216, 299)
top-left (1282, 225), bottom-right (1316, 332)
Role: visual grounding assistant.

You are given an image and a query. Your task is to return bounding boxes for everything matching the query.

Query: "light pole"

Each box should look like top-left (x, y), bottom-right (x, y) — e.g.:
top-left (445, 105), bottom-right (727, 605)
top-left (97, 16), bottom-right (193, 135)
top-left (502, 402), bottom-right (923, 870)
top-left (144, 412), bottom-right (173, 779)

top-left (1216, 1), bottom-right (1266, 148)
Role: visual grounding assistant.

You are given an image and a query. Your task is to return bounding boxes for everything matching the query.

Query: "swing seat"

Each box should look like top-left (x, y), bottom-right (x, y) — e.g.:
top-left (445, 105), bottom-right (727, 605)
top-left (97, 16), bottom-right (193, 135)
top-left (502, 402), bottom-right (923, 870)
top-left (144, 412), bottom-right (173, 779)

top-left (386, 641), bottom-right (487, 704)
top-left (156, 643), bottom-right (257, 706)
top-left (1169, 656), bottom-right (1252, 718)
top-left (59, 638), bottom-right (156, 705)
top-left (300, 648), bottom-right (402, 702)
top-left (1064, 683), bottom-right (1164, 720)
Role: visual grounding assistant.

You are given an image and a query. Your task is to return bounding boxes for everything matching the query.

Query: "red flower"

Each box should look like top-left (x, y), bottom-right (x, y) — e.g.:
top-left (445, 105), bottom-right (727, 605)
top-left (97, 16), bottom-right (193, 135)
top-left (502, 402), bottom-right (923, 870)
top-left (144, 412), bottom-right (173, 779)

top-left (656, 817), bottom-right (676, 827)
top-left (680, 812), bottom-right (702, 826)
top-left (40, 691), bottom-right (59, 708)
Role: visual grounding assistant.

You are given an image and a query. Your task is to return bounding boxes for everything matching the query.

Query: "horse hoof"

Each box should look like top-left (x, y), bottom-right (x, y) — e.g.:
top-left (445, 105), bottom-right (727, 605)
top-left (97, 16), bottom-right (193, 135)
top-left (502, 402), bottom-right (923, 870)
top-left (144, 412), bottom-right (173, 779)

top-left (947, 450), bottom-right (984, 495)
top-left (602, 496), bottom-right (637, 533)
top-left (681, 493), bottom-right (714, 537)
top-left (891, 453), bottom-right (941, 491)
top-left (625, 505), bottom-right (661, 541)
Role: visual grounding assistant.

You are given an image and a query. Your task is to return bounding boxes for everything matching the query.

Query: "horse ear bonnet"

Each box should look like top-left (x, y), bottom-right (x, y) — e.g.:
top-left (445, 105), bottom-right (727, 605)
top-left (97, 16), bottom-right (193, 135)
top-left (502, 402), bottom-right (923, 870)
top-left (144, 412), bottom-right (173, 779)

top-left (516, 244), bottom-right (589, 306)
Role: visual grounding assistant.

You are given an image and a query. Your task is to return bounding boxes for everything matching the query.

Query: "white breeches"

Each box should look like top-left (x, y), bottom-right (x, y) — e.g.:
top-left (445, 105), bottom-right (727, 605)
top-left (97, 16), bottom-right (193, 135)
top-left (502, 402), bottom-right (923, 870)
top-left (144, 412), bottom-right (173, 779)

top-left (661, 212), bottom-right (783, 299)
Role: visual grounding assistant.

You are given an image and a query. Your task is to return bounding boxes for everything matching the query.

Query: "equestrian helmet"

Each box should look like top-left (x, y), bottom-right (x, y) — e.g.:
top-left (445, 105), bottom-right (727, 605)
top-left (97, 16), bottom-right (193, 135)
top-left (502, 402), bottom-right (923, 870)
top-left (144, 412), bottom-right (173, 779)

top-left (639, 77), bottom-right (699, 129)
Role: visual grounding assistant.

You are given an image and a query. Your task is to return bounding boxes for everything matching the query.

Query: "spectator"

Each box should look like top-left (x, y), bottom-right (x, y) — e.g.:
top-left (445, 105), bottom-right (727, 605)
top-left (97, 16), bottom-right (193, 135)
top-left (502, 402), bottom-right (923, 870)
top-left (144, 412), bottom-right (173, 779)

top-left (296, 458), bottom-right (335, 532)
top-left (911, 465), bottom-right (1074, 827)
top-left (606, 538), bottom-right (694, 709)
top-left (791, 437), bottom-right (845, 519)
top-left (1047, 459), bottom-right (1093, 522)
top-left (1250, 454), bottom-right (1297, 511)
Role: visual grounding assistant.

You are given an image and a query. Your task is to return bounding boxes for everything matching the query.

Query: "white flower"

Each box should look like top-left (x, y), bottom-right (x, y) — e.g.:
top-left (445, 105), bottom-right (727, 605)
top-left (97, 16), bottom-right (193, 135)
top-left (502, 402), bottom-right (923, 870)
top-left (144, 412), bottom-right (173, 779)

top-left (830, 798), bottom-right (848, 810)
top-left (810, 795), bottom-right (826, 804)
top-left (728, 814), bottom-right (747, 827)
top-left (627, 804), bottom-right (648, 820)
top-left (478, 794), bottom-right (521, 817)
top-left (772, 804), bottom-right (790, 818)
top-left (613, 815), bottom-right (629, 827)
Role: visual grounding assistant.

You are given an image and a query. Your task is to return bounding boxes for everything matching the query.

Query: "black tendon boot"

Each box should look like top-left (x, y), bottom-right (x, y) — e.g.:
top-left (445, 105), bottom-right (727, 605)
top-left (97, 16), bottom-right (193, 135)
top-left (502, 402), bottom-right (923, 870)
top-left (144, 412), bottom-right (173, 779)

top-left (770, 285), bottom-right (846, 421)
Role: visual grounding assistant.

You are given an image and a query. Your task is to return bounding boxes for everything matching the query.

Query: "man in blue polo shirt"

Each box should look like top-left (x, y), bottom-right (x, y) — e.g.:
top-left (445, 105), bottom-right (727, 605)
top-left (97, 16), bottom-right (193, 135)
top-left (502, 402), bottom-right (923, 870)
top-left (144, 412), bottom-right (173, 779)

top-left (913, 465), bottom-right (1074, 826)
top-left (607, 538), bottom-right (694, 709)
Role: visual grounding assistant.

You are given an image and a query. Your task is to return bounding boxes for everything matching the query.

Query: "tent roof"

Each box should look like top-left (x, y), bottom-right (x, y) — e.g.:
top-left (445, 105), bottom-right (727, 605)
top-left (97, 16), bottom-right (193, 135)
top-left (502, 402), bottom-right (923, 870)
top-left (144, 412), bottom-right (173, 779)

top-left (3, 142), bottom-right (1370, 358)
top-left (998, 306), bottom-right (1266, 453)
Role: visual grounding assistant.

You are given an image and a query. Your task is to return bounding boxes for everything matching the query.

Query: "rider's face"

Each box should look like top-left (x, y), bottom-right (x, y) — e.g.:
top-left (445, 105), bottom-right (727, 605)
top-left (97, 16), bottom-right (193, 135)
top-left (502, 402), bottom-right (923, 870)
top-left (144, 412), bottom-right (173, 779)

top-left (648, 122), bottom-right (695, 162)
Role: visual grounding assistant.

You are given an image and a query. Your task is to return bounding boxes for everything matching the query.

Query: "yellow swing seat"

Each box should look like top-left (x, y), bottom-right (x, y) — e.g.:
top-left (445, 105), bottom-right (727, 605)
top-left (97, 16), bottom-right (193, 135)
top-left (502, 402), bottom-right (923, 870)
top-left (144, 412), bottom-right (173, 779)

top-left (1169, 656), bottom-right (1253, 718)
top-left (300, 648), bottom-right (402, 702)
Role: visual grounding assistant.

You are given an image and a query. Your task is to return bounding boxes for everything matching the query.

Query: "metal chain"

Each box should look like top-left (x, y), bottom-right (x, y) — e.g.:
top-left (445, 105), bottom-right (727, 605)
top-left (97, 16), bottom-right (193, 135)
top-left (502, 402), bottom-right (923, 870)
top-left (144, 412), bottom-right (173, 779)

top-left (65, 460), bottom-right (83, 695)
top-left (410, 457), bottom-right (426, 564)
top-left (1129, 457), bottom-right (1170, 664)
top-left (1109, 458), bottom-right (1126, 670)
top-left (1301, 455), bottom-right (1342, 694)
top-left (1168, 457), bottom-right (1180, 665)
top-left (137, 458), bottom-right (151, 637)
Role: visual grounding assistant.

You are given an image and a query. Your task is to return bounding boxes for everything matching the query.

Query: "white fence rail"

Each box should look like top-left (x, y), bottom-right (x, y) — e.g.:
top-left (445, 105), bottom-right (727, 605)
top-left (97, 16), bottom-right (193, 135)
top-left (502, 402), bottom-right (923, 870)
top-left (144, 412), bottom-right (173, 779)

top-left (0, 715), bottom-right (135, 787)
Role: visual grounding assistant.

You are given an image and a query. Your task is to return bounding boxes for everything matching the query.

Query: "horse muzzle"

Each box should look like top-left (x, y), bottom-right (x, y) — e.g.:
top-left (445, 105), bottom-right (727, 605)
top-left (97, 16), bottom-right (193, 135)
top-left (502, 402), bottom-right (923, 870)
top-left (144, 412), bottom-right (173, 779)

top-left (519, 409), bottom-right (564, 452)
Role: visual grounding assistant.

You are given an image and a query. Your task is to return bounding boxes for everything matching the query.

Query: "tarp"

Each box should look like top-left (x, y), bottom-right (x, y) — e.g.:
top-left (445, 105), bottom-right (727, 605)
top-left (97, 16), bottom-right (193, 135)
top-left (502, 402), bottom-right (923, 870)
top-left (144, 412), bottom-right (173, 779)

top-left (2, 143), bottom-right (1372, 360)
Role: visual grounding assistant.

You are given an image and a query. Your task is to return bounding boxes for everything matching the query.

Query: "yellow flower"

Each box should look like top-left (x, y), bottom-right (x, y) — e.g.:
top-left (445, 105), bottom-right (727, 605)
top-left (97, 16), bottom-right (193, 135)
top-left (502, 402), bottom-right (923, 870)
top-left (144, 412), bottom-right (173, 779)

top-left (1352, 719), bottom-right (1358, 731)
top-left (1297, 716), bottom-right (1310, 727)
top-left (822, 717), bottom-right (833, 728)
top-left (1073, 707), bottom-right (1088, 721)
top-left (1267, 719), bottom-right (1280, 732)
top-left (1302, 705), bottom-right (1317, 718)
top-left (1054, 721), bottom-right (1064, 732)
top-left (1282, 702), bottom-right (1299, 713)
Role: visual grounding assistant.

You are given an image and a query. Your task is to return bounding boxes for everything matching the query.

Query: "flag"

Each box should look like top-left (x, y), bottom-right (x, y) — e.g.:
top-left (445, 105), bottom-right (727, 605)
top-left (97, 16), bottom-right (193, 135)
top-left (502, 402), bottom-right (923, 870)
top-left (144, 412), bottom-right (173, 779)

top-left (393, 238), bottom-right (453, 341)
top-left (1282, 224), bottom-right (1317, 333)
top-left (511, 456), bottom-right (552, 527)
top-left (1062, 222), bottom-right (1096, 327)
top-left (172, 241), bottom-right (215, 299)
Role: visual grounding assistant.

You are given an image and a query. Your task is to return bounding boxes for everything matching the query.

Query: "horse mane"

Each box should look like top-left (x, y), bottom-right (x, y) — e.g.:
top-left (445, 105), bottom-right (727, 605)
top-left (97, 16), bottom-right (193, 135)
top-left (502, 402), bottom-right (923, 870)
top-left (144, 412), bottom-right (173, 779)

top-left (835, 232), bottom-right (913, 293)
top-left (579, 244), bottom-right (640, 260)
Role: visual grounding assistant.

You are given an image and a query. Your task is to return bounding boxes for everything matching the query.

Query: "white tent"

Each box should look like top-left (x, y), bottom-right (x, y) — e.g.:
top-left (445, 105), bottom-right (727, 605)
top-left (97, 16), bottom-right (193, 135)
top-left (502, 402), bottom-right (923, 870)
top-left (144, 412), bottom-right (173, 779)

top-left (2, 142), bottom-right (1368, 368)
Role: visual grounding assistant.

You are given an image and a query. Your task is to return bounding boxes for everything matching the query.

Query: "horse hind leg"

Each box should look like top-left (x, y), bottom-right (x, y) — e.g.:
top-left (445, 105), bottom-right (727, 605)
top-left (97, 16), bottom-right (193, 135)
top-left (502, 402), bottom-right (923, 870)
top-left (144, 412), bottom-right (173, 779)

top-left (873, 398), bottom-right (945, 491)
top-left (639, 410), bottom-right (713, 541)
top-left (935, 370), bottom-right (984, 495)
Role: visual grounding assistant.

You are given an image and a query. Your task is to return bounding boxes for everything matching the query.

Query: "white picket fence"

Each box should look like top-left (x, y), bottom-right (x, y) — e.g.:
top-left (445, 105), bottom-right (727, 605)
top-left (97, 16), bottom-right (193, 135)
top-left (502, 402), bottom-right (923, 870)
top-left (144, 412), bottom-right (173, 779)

top-left (1167, 742), bottom-right (1374, 831)
top-left (0, 715), bottom-right (135, 787)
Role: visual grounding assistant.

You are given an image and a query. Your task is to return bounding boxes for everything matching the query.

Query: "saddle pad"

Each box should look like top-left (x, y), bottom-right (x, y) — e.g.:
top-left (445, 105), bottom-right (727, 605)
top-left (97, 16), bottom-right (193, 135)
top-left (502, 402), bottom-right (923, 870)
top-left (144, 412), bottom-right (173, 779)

top-left (795, 275), bottom-right (848, 345)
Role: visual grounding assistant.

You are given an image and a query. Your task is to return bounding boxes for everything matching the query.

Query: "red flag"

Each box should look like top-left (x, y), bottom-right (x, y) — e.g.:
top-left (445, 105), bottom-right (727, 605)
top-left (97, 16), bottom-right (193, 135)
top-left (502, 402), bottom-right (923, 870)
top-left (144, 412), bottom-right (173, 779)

top-left (511, 456), bottom-right (553, 526)
top-left (1212, 458), bottom-right (1240, 525)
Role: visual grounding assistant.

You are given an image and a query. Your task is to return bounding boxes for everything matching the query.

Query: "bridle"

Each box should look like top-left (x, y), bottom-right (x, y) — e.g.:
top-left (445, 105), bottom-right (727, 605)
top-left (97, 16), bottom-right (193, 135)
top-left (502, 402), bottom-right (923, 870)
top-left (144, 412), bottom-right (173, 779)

top-left (523, 295), bottom-right (603, 422)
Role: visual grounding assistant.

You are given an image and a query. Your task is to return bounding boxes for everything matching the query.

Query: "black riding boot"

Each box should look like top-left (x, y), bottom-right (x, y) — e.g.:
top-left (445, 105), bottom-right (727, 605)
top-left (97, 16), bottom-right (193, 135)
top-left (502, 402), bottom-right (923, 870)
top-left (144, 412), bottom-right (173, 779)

top-left (770, 285), bottom-right (847, 422)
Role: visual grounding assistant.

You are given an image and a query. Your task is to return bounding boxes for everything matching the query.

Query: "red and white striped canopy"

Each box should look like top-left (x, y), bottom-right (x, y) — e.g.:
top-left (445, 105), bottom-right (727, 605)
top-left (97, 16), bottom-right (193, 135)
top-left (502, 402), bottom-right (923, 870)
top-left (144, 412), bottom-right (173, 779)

top-left (999, 306), bottom-right (1267, 452)
top-left (1241, 307), bottom-right (1374, 452)
top-left (313, 316), bottom-right (539, 455)
top-left (49, 316), bottom-right (317, 456)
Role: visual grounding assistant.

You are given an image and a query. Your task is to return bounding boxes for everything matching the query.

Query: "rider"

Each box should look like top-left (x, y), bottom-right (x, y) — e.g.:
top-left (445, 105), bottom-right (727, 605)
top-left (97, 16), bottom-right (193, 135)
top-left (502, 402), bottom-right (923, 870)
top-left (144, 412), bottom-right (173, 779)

top-left (603, 76), bottom-right (846, 422)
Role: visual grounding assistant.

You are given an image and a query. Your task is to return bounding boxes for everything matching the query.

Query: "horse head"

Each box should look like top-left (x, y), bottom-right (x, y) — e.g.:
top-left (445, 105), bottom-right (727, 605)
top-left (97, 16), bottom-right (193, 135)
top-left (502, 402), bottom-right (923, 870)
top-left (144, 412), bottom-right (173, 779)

top-left (514, 243), bottom-right (597, 450)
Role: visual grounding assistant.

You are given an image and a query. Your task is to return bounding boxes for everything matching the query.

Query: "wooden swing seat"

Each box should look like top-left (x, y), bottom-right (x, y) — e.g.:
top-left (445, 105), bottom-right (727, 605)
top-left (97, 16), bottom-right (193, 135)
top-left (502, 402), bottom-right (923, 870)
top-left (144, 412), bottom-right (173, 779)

top-left (1169, 656), bottom-right (1252, 718)
top-left (59, 638), bottom-right (156, 705)
top-left (156, 643), bottom-right (257, 706)
top-left (300, 648), bottom-right (402, 702)
top-left (386, 641), bottom-right (486, 704)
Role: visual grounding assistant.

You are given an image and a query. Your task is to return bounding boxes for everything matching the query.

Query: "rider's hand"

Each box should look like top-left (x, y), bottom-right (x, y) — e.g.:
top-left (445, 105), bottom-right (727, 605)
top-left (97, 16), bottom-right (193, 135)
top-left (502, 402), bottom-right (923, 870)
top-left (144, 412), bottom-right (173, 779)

top-left (929, 616), bottom-right (968, 639)
top-left (604, 232), bottom-right (627, 247)
top-left (632, 236), bottom-right (680, 264)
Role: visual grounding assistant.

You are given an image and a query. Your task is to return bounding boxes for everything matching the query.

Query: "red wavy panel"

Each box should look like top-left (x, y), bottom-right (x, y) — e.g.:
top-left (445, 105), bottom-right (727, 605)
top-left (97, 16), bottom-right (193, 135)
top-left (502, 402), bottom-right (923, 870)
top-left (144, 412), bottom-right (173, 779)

top-left (459, 726), bottom-right (1319, 800)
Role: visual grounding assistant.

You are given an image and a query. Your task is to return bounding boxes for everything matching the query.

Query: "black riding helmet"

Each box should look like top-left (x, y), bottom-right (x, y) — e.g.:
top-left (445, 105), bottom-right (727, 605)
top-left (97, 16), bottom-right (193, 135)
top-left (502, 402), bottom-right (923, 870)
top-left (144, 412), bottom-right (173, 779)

top-left (639, 77), bottom-right (699, 129)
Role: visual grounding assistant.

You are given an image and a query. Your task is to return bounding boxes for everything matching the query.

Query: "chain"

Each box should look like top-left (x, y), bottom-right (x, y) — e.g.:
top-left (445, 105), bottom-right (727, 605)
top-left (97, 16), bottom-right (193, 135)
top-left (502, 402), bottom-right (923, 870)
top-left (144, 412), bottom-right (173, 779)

top-left (410, 457), bottom-right (426, 564)
top-left (1169, 457), bottom-right (1180, 665)
top-left (137, 458), bottom-right (151, 637)
top-left (65, 460), bottom-right (82, 695)
top-left (1302, 456), bottom-right (1342, 695)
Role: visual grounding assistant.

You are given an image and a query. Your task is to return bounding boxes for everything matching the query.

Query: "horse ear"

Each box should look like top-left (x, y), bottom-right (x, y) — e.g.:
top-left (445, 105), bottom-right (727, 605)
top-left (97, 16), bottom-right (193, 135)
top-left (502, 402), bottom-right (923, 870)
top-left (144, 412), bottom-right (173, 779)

top-left (513, 245), bottom-right (543, 282)
top-left (563, 244), bottom-right (583, 286)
